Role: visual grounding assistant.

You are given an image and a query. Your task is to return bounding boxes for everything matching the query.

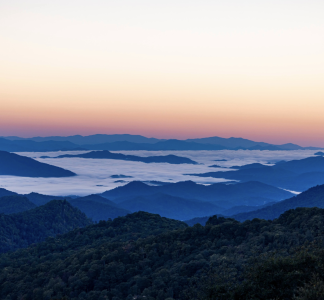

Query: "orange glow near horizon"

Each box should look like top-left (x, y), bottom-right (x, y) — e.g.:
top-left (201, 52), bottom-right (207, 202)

top-left (1, 1), bottom-right (324, 147)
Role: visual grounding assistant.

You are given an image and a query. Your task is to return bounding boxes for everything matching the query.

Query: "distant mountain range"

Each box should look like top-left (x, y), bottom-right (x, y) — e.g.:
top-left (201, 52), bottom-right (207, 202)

top-left (1, 134), bottom-right (322, 152)
top-left (0, 151), bottom-right (76, 177)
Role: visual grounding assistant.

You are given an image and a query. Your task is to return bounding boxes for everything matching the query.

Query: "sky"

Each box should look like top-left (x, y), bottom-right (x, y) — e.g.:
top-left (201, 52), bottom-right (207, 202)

top-left (0, 0), bottom-right (323, 146)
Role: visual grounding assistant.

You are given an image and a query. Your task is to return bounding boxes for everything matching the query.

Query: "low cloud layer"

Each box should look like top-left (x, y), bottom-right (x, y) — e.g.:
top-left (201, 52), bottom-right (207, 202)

top-left (0, 150), bottom-right (316, 196)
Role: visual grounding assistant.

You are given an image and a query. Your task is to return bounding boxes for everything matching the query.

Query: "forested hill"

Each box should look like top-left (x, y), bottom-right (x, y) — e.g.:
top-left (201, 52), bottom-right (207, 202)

top-left (2, 208), bottom-right (324, 299)
top-left (233, 184), bottom-right (324, 221)
top-left (0, 200), bottom-right (92, 253)
top-left (0, 195), bottom-right (36, 214)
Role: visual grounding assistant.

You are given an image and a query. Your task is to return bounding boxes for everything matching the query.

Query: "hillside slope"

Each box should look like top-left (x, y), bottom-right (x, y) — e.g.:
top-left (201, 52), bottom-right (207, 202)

top-left (102, 180), bottom-right (292, 208)
top-left (233, 184), bottom-right (324, 221)
top-left (0, 195), bottom-right (36, 214)
top-left (68, 195), bottom-right (130, 222)
top-left (1, 208), bottom-right (324, 299)
top-left (118, 193), bottom-right (222, 220)
top-left (0, 200), bottom-right (92, 253)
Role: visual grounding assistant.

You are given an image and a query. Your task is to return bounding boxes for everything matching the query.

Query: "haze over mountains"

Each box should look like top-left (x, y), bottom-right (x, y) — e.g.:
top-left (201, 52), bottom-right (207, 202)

top-left (2, 149), bottom-right (324, 232)
top-left (101, 180), bottom-right (292, 208)
top-left (0, 179), bottom-right (294, 222)
top-left (1, 134), bottom-right (322, 152)
top-left (3, 180), bottom-right (324, 248)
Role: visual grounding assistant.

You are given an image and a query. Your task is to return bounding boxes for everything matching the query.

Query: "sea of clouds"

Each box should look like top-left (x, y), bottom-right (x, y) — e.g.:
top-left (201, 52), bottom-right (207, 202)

top-left (0, 150), bottom-right (318, 196)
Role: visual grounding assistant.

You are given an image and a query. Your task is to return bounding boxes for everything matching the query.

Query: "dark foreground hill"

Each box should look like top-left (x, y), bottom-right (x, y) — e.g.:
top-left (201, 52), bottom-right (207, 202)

top-left (0, 151), bottom-right (76, 177)
top-left (233, 184), bottom-right (324, 221)
top-left (0, 200), bottom-right (92, 253)
top-left (1, 208), bottom-right (324, 299)
top-left (47, 150), bottom-right (198, 164)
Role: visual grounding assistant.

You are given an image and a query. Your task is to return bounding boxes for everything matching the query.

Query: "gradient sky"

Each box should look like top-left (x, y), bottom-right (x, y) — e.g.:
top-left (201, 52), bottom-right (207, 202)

top-left (1, 0), bottom-right (323, 146)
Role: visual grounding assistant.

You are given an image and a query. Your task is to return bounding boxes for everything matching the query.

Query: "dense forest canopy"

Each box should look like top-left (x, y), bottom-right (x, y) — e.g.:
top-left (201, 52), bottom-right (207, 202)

top-left (1, 208), bottom-right (324, 299)
top-left (0, 195), bottom-right (36, 214)
top-left (0, 200), bottom-right (92, 253)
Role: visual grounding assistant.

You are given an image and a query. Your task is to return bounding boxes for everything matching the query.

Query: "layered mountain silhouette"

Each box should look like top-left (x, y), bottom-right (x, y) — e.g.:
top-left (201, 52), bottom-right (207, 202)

top-left (232, 184), bottom-right (324, 222)
top-left (46, 150), bottom-right (198, 164)
top-left (0, 191), bottom-right (130, 222)
top-left (81, 139), bottom-right (227, 150)
top-left (0, 151), bottom-right (76, 177)
top-left (117, 193), bottom-right (222, 220)
top-left (0, 179), bottom-right (293, 222)
top-left (221, 201), bottom-right (275, 216)
top-left (2, 134), bottom-right (322, 152)
top-left (101, 180), bottom-right (292, 209)
top-left (8, 134), bottom-right (162, 144)
top-left (189, 156), bottom-right (324, 191)
top-left (67, 195), bottom-right (130, 222)
top-left (0, 137), bottom-right (85, 152)
top-left (185, 183), bottom-right (324, 225)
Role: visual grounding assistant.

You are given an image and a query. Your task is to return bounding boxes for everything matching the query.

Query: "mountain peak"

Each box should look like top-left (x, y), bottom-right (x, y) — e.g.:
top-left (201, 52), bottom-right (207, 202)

top-left (124, 181), bottom-right (150, 188)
